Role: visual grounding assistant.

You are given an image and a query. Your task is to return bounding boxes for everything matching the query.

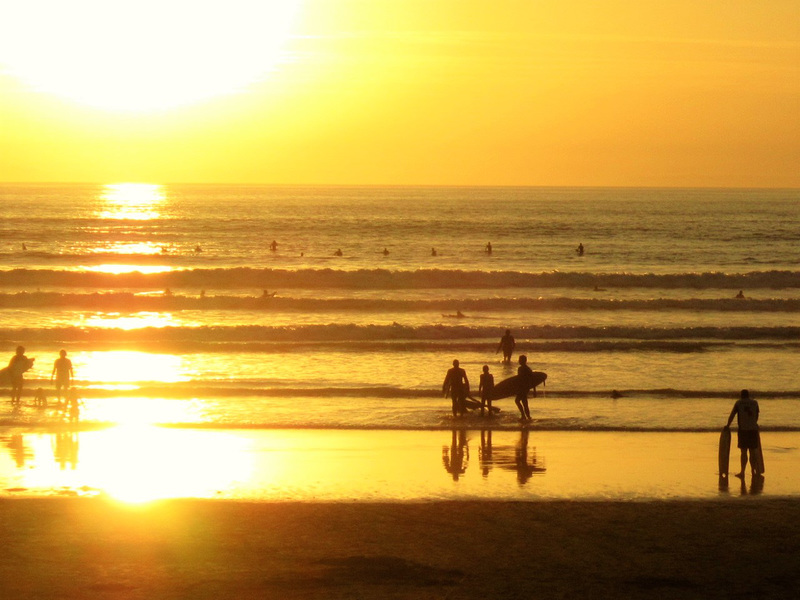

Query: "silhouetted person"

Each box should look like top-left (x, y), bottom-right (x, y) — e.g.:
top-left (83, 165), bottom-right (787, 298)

top-left (496, 329), bottom-right (516, 364)
top-left (431, 248), bottom-right (437, 256)
top-left (735, 290), bottom-right (745, 299)
top-left (261, 289), bottom-right (276, 298)
top-left (382, 247), bottom-right (389, 256)
top-left (51, 349), bottom-right (74, 403)
top-left (478, 365), bottom-right (494, 416)
top-left (194, 245), bottom-right (203, 253)
top-left (577, 243), bottom-right (584, 256)
top-left (7, 346), bottom-right (33, 406)
top-left (334, 249), bottom-right (343, 256)
top-left (515, 355), bottom-right (533, 420)
top-left (270, 240), bottom-right (278, 252)
top-left (442, 359), bottom-right (469, 417)
top-left (726, 389), bottom-right (761, 478)
top-left (22, 243), bottom-right (27, 251)
top-left (485, 242), bottom-right (492, 254)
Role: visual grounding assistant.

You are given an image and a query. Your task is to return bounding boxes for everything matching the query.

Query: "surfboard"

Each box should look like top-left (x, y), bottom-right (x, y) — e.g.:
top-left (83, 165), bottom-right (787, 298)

top-left (486, 372), bottom-right (547, 401)
top-left (464, 396), bottom-right (501, 414)
top-left (752, 431), bottom-right (765, 475)
top-left (0, 367), bottom-right (9, 386)
top-left (718, 426), bottom-right (731, 477)
top-left (0, 357), bottom-right (34, 385)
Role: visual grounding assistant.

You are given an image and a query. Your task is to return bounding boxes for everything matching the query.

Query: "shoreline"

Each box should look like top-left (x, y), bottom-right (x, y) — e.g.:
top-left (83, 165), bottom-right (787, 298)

top-left (1, 497), bottom-right (799, 599)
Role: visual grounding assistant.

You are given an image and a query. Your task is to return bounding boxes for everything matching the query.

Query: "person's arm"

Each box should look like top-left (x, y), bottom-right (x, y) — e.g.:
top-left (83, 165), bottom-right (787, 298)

top-left (726, 404), bottom-right (737, 428)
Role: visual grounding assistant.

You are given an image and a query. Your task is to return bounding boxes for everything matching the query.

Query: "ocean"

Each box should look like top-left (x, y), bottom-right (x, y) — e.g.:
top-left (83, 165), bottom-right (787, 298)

top-left (1, 184), bottom-right (798, 500)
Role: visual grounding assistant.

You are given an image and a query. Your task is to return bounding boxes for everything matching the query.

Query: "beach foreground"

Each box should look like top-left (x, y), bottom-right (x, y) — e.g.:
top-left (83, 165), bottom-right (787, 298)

top-left (1, 498), bottom-right (798, 599)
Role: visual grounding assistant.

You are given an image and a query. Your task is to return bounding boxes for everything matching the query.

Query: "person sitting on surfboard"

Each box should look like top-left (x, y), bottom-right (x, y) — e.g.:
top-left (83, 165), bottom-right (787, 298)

top-left (478, 365), bottom-right (495, 417)
top-left (496, 329), bottom-right (516, 364)
top-left (442, 359), bottom-right (470, 417)
top-left (515, 355), bottom-right (534, 420)
top-left (7, 346), bottom-right (34, 406)
top-left (725, 389), bottom-right (761, 478)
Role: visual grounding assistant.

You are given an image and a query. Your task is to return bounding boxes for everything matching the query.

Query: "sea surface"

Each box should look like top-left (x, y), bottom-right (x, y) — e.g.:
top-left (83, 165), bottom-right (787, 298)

top-left (1, 184), bottom-right (798, 499)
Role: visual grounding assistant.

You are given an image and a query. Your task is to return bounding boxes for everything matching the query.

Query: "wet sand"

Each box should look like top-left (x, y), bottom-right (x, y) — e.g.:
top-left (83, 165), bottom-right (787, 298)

top-left (1, 498), bottom-right (799, 599)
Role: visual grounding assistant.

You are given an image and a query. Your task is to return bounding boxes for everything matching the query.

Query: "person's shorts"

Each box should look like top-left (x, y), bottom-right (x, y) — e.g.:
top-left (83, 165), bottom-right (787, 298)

top-left (737, 429), bottom-right (760, 450)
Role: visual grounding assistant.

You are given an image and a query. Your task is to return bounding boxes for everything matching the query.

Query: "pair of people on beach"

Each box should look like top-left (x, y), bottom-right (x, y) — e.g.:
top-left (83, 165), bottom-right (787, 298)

top-left (6, 347), bottom-right (73, 404)
top-left (443, 355), bottom-right (535, 420)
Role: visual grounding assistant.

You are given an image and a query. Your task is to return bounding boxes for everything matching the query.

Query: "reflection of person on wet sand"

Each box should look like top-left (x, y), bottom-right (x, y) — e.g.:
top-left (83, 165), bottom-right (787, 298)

top-left (478, 365), bottom-right (494, 416)
top-left (515, 355), bottom-right (534, 420)
top-left (65, 389), bottom-right (84, 423)
top-left (726, 389), bottom-right (761, 479)
top-left (496, 329), bottom-right (515, 363)
top-left (51, 349), bottom-right (74, 403)
top-left (479, 429), bottom-right (493, 477)
top-left (8, 346), bottom-right (33, 406)
top-left (514, 429), bottom-right (546, 484)
top-left (54, 432), bottom-right (80, 470)
top-left (442, 359), bottom-right (469, 417)
top-left (442, 429), bottom-right (469, 481)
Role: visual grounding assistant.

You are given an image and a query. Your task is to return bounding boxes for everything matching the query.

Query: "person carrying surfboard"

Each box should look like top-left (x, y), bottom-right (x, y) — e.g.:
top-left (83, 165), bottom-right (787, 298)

top-left (497, 329), bottom-right (516, 364)
top-left (442, 359), bottom-right (470, 417)
top-left (7, 346), bottom-right (34, 406)
top-left (725, 389), bottom-right (761, 478)
top-left (515, 355), bottom-right (534, 420)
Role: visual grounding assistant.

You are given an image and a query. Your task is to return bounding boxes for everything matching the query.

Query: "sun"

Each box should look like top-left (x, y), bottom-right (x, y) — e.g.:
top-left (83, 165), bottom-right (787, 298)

top-left (0, 1), bottom-right (301, 112)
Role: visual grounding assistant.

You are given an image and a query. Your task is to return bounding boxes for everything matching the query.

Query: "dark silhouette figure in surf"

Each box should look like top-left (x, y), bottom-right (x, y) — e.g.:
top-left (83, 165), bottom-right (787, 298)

top-left (261, 289), bottom-right (277, 299)
top-left (22, 243), bottom-right (27, 251)
top-left (496, 329), bottom-right (516, 364)
top-left (270, 240), bottom-right (278, 252)
top-left (194, 245), bottom-right (203, 253)
top-left (485, 242), bottom-right (492, 254)
top-left (725, 389), bottom-right (761, 478)
top-left (478, 365), bottom-right (494, 416)
top-left (515, 355), bottom-right (534, 420)
top-left (382, 248), bottom-right (389, 256)
top-left (334, 249), bottom-right (343, 256)
top-left (431, 248), bottom-right (437, 256)
top-left (735, 290), bottom-right (745, 299)
top-left (7, 346), bottom-right (33, 406)
top-left (51, 349), bottom-right (74, 403)
top-left (577, 243), bottom-right (584, 256)
top-left (442, 359), bottom-right (470, 417)
top-left (442, 429), bottom-right (469, 481)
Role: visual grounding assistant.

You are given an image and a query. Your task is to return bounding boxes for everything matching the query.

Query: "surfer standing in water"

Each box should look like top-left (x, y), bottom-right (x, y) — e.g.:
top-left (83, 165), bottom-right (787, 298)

top-left (725, 389), bottom-right (761, 478)
top-left (496, 329), bottom-right (516, 364)
top-left (7, 346), bottom-right (33, 406)
top-left (442, 359), bottom-right (470, 417)
top-left (51, 349), bottom-right (74, 404)
top-left (515, 355), bottom-right (534, 420)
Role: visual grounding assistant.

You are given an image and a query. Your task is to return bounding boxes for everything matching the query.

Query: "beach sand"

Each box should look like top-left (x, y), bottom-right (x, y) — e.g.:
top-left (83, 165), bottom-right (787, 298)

top-left (2, 498), bottom-right (799, 599)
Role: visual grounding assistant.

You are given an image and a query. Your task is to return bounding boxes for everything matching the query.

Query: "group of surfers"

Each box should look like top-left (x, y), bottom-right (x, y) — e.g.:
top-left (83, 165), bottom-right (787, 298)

top-left (442, 329), bottom-right (538, 420)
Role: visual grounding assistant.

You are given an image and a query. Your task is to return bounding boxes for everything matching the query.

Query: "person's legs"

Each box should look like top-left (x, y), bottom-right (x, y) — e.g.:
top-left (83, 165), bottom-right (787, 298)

top-left (736, 448), bottom-right (748, 477)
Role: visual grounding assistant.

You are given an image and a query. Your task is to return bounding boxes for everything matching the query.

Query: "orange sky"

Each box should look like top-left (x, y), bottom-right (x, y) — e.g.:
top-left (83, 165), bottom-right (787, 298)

top-left (0, 1), bottom-right (798, 186)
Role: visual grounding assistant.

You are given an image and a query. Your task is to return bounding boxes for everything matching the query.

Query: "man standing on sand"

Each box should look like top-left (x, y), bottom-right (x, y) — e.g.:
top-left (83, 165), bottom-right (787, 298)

top-left (497, 329), bottom-right (516, 364)
top-left (726, 389), bottom-right (761, 478)
top-left (515, 355), bottom-right (533, 420)
top-left (442, 359), bottom-right (469, 417)
top-left (51, 349), bottom-right (74, 403)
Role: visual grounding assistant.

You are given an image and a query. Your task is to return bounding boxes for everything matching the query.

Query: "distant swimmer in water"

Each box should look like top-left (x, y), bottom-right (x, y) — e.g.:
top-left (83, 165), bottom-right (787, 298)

top-left (382, 247), bottom-right (389, 256)
top-left (577, 243), bottom-right (584, 256)
top-left (164, 288), bottom-right (173, 297)
top-left (443, 310), bottom-right (466, 318)
top-left (194, 245), bottom-right (203, 253)
top-left (736, 290), bottom-right (745, 299)
top-left (261, 289), bottom-right (276, 298)
top-left (334, 249), bottom-right (343, 256)
top-left (593, 285), bottom-right (606, 292)
top-left (270, 240), bottom-right (278, 252)
top-left (496, 329), bottom-right (516, 364)
top-left (22, 243), bottom-right (27, 251)
top-left (431, 248), bottom-right (437, 256)
top-left (485, 242), bottom-right (492, 254)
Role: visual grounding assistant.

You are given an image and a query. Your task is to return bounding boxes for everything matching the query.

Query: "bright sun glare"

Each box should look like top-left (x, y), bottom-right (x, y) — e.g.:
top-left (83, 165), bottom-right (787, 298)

top-left (0, 1), bottom-right (301, 111)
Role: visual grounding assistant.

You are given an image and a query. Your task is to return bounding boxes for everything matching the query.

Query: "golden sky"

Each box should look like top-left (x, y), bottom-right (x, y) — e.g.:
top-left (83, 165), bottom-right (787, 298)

top-left (0, 0), bottom-right (798, 186)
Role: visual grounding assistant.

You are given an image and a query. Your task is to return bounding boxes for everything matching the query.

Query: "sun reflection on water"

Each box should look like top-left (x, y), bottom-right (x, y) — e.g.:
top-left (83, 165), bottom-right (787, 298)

top-left (76, 351), bottom-right (189, 384)
top-left (99, 183), bottom-right (165, 221)
top-left (81, 312), bottom-right (181, 330)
